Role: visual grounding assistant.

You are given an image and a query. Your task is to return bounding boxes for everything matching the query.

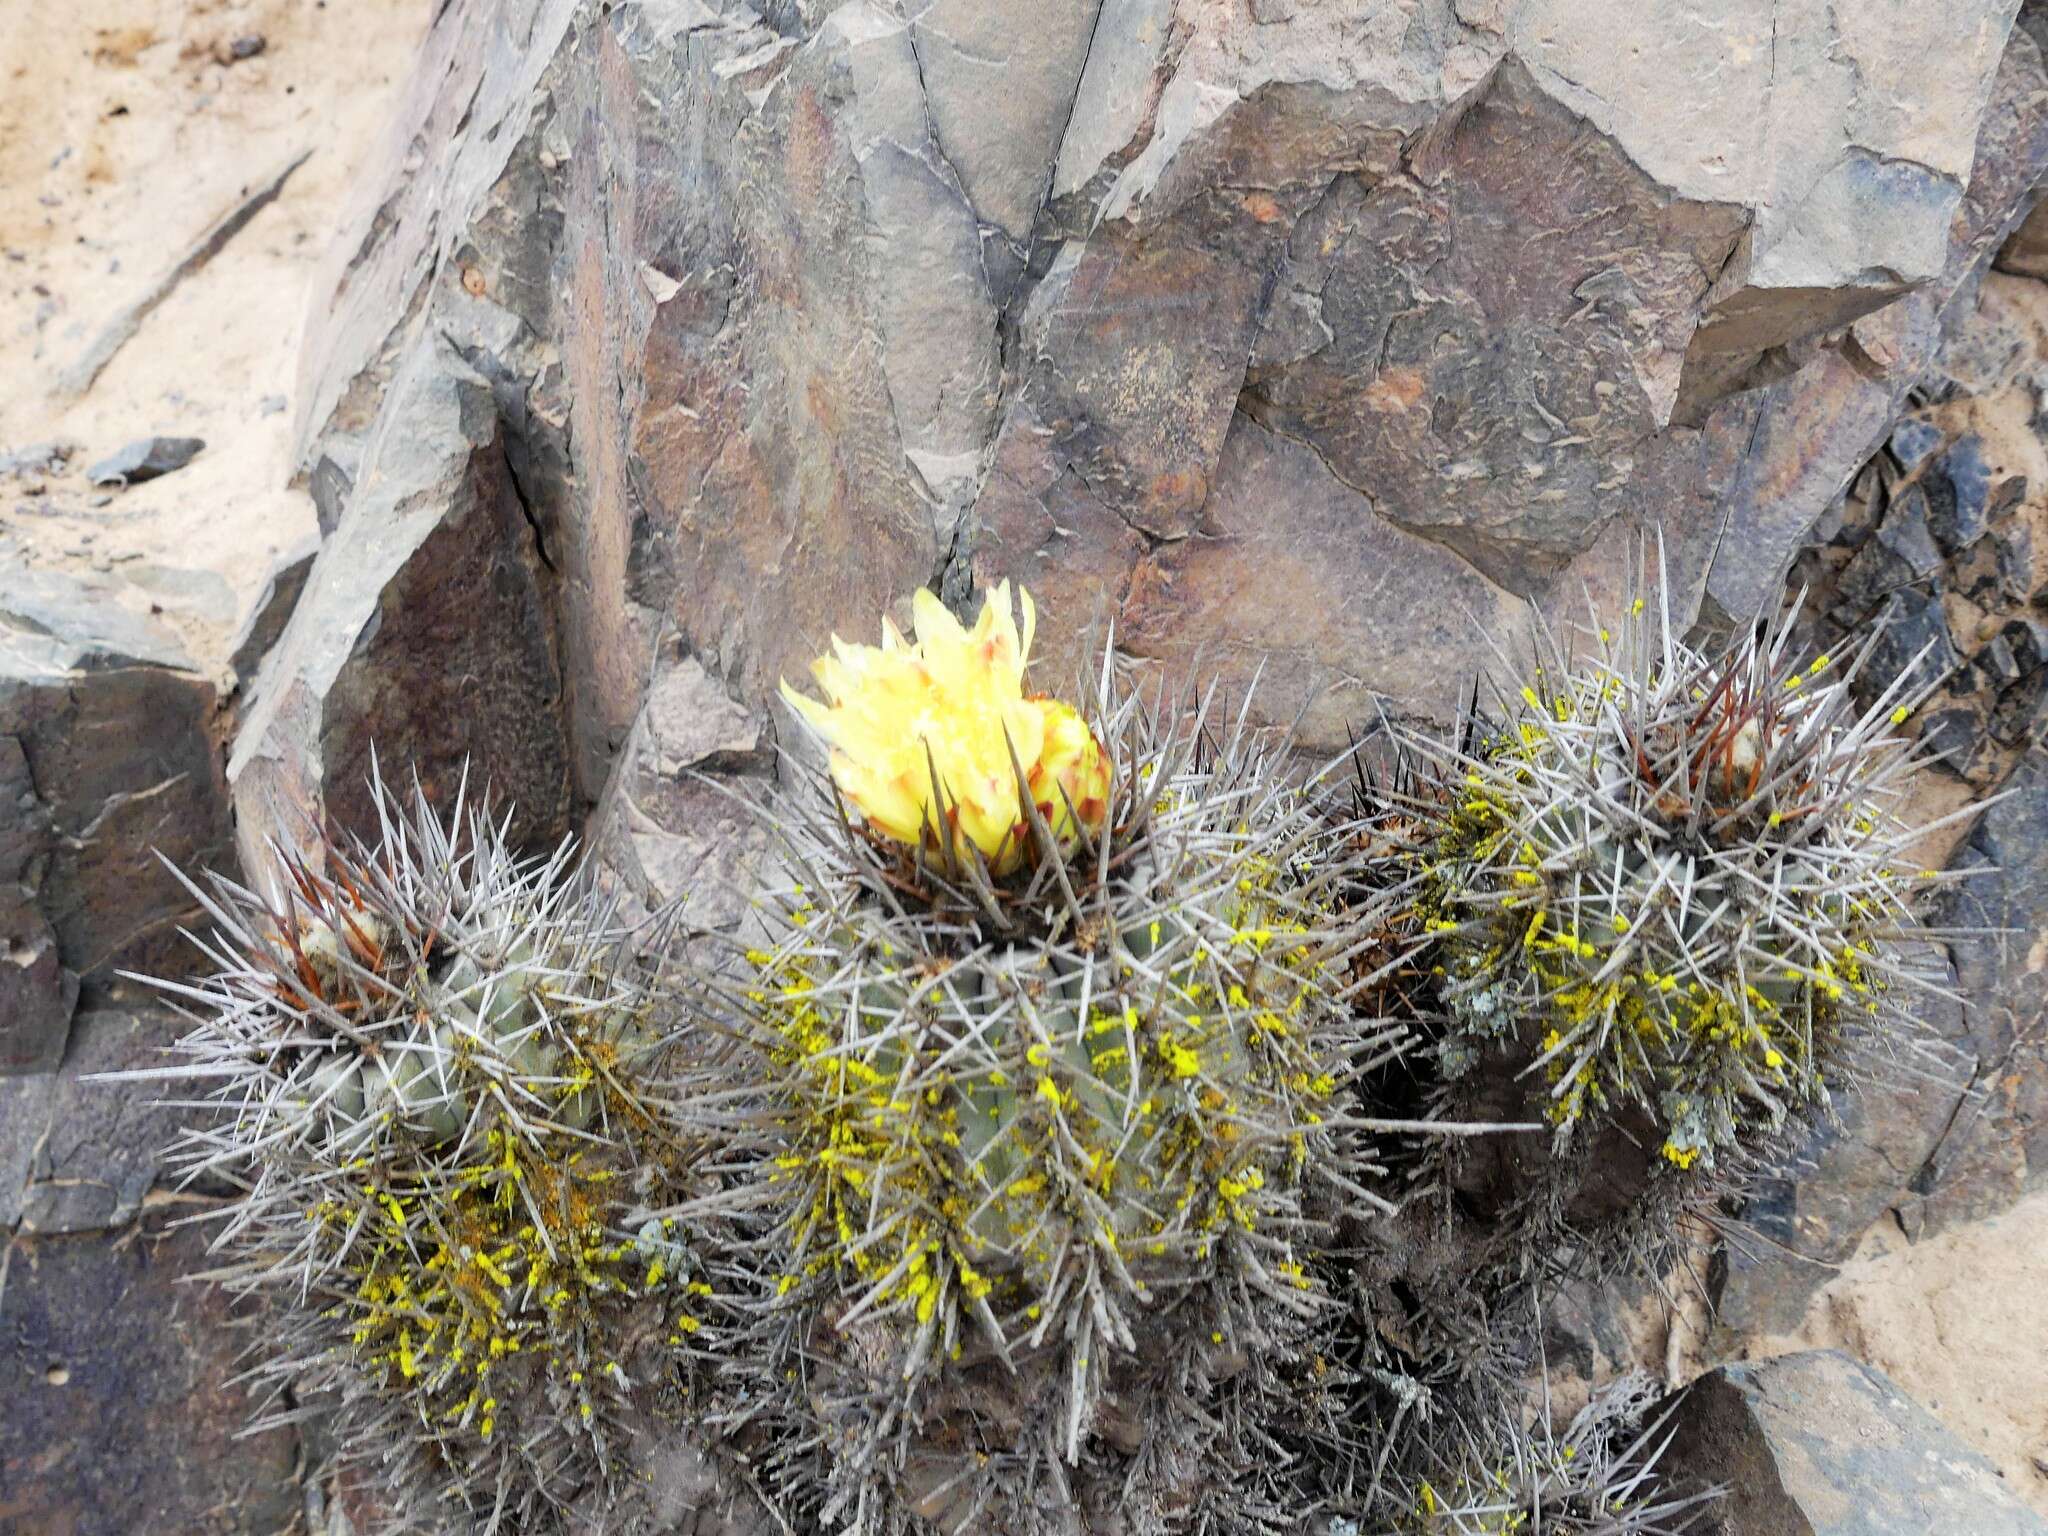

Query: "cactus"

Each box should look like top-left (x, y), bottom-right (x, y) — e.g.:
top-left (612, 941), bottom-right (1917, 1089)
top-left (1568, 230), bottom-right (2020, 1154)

top-left (724, 586), bottom-right (1418, 1534)
top-left (1382, 1374), bottom-right (1716, 1535)
top-left (121, 771), bottom-right (731, 1534)
top-left (1413, 569), bottom-right (1946, 1180)
top-left (1299, 570), bottom-right (1951, 1526)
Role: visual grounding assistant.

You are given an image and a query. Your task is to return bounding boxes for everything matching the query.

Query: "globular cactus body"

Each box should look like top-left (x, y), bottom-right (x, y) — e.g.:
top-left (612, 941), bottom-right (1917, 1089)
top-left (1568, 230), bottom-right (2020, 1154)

top-left (1419, 580), bottom-right (1942, 1175)
top-left (123, 773), bottom-right (723, 1534)
top-left (731, 586), bottom-right (1415, 1534)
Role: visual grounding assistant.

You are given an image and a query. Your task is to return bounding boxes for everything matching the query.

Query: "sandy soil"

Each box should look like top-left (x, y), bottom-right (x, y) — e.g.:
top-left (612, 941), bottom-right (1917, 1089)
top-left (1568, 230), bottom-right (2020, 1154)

top-left (1737, 1191), bottom-right (2048, 1510)
top-left (0, 0), bottom-right (428, 676)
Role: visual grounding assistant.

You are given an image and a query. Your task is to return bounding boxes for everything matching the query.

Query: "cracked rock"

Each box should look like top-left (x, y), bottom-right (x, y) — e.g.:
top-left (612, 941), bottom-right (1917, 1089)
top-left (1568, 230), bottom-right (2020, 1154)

top-left (1, 561), bottom-right (231, 1058)
top-left (590, 649), bottom-right (773, 938)
top-left (0, 1010), bottom-right (184, 1235)
top-left (276, 0), bottom-right (2048, 807)
top-left (229, 332), bottom-right (569, 871)
top-left (1922, 433), bottom-right (1998, 554)
top-left (0, 1216), bottom-right (301, 1536)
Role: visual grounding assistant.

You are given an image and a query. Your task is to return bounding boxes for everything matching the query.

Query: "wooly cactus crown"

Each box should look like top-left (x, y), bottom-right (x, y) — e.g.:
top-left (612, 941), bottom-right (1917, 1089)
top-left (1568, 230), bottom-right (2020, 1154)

top-left (125, 771), bottom-right (718, 1534)
top-left (721, 585), bottom-right (1424, 1534)
top-left (1414, 577), bottom-right (1946, 1178)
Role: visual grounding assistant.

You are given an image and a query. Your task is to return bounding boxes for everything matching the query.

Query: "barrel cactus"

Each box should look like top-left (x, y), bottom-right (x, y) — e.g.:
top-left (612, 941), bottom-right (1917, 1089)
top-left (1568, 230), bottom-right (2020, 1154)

top-left (728, 583), bottom-right (1409, 1533)
top-left (1378, 564), bottom-right (1952, 1314)
top-left (125, 772), bottom-right (730, 1534)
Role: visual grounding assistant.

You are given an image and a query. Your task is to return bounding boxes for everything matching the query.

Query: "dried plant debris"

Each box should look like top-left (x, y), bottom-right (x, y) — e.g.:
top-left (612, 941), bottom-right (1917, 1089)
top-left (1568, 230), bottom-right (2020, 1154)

top-left (108, 768), bottom-right (736, 1535)
top-left (1374, 1374), bottom-right (1717, 1536)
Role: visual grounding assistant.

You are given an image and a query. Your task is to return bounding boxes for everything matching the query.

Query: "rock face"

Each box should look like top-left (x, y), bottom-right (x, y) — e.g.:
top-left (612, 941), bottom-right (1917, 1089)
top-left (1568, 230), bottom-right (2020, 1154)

top-left (0, 1008), bottom-right (300, 1534)
top-left (1, 562), bottom-right (233, 1072)
top-left (1927, 750), bottom-right (2048, 1224)
top-left (269, 0), bottom-right (2048, 884)
top-left (0, 1216), bottom-right (302, 1536)
top-left (1665, 1351), bottom-right (2048, 1535)
top-left (231, 334), bottom-right (570, 872)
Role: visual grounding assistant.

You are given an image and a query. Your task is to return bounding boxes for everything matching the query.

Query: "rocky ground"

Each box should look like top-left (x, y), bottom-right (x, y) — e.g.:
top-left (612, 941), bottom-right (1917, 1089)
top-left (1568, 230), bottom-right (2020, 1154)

top-left (4, 1), bottom-right (2048, 1532)
top-left (1, 3), bottom-right (427, 1531)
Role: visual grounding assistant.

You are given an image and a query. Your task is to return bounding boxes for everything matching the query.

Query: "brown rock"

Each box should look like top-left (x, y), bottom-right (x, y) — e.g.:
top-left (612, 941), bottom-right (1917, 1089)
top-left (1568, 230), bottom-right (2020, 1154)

top-left (0, 1217), bottom-right (300, 1536)
top-left (1116, 414), bottom-right (1532, 749)
top-left (1246, 60), bottom-right (1748, 590)
top-left (231, 334), bottom-right (570, 871)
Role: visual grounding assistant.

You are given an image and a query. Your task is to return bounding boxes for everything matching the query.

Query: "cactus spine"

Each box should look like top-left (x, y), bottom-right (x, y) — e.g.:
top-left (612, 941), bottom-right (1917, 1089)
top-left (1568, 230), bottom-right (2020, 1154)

top-left (729, 588), bottom-right (1418, 1533)
top-left (125, 772), bottom-right (725, 1534)
top-left (1416, 573), bottom-right (1945, 1175)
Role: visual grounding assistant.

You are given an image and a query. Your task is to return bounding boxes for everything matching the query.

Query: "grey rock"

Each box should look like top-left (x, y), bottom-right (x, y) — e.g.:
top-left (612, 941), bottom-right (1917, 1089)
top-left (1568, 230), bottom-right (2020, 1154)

top-left (1999, 616), bottom-right (2048, 676)
top-left (85, 436), bottom-right (205, 486)
top-left (1, 714), bottom-right (75, 1073)
top-left (0, 559), bottom-right (192, 671)
top-left (308, 451), bottom-right (353, 536)
top-left (0, 918), bottom-right (76, 1075)
top-left (117, 561), bottom-right (238, 628)
top-left (1990, 662), bottom-right (2048, 747)
top-left (0, 1217), bottom-right (301, 1536)
top-left (1982, 631), bottom-right (2027, 690)
top-left (1994, 516), bottom-right (2039, 604)
top-left (1835, 489), bottom-right (1945, 620)
top-left (277, 0), bottom-right (2048, 817)
top-left (1923, 750), bottom-right (2048, 1230)
top-left (591, 649), bottom-right (773, 938)
top-left (1665, 1351), bottom-right (2048, 1535)
top-left (1919, 703), bottom-right (1998, 783)
top-left (1107, 413), bottom-right (1536, 744)
top-left (1850, 588), bottom-right (1958, 713)
top-left (230, 332), bottom-right (569, 872)
top-left (1922, 434), bottom-right (1996, 554)
top-left (1244, 60), bottom-right (1747, 591)
top-left (0, 441), bottom-right (73, 478)
top-left (0, 561), bottom-right (231, 1044)
top-left (1716, 976), bottom-right (1972, 1339)
top-left (1889, 417), bottom-right (1945, 472)
top-left (225, 528), bottom-right (320, 693)
top-left (908, 0), bottom-right (1103, 245)
top-left (0, 1010), bottom-right (180, 1234)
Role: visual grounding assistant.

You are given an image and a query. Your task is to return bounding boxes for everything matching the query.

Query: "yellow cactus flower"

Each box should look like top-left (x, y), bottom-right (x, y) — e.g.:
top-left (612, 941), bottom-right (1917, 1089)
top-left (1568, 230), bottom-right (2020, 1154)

top-left (780, 583), bottom-right (1109, 873)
